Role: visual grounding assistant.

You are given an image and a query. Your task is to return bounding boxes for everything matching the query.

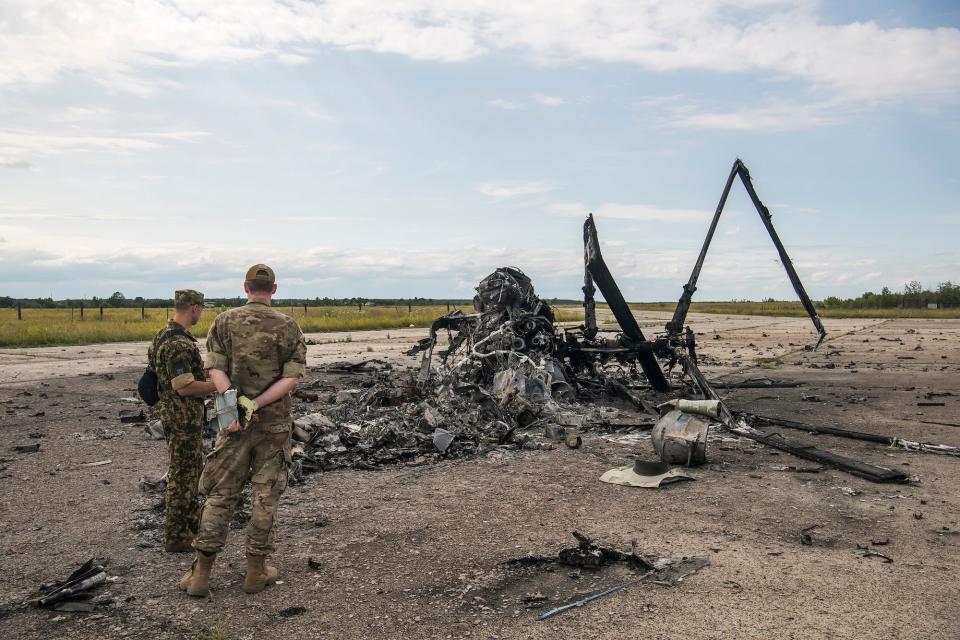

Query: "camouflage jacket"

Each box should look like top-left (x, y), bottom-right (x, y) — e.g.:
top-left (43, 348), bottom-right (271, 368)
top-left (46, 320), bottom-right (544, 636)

top-left (148, 320), bottom-right (206, 424)
top-left (204, 301), bottom-right (307, 428)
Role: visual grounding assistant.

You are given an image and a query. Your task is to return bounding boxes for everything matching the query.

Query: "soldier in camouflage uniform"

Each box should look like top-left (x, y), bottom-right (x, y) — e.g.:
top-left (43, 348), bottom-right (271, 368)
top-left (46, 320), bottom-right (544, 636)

top-left (180, 264), bottom-right (307, 597)
top-left (148, 289), bottom-right (216, 553)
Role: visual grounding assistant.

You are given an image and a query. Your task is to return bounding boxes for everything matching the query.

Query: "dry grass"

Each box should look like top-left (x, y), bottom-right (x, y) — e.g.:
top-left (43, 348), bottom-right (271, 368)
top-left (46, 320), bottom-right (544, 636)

top-left (0, 305), bottom-right (584, 348)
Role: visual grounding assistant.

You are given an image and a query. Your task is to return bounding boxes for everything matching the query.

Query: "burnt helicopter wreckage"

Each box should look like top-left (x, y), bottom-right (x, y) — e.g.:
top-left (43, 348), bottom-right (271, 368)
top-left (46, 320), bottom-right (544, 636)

top-left (408, 159), bottom-right (826, 402)
top-left (401, 159), bottom-right (927, 483)
top-left (287, 160), bottom-right (951, 482)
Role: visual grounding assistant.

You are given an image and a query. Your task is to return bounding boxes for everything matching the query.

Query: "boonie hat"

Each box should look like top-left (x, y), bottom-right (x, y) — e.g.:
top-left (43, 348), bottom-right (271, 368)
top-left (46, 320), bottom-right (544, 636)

top-left (245, 264), bottom-right (276, 284)
top-left (599, 459), bottom-right (694, 488)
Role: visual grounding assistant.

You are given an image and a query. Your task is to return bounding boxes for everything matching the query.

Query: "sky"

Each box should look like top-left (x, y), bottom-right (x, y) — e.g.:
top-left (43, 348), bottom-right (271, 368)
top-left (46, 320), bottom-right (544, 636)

top-left (0, 0), bottom-right (958, 302)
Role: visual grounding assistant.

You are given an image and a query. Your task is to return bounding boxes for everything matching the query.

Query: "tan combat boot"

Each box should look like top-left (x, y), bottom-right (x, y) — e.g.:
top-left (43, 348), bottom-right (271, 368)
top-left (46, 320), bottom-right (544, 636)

top-left (178, 551), bottom-right (215, 597)
top-left (242, 555), bottom-right (278, 594)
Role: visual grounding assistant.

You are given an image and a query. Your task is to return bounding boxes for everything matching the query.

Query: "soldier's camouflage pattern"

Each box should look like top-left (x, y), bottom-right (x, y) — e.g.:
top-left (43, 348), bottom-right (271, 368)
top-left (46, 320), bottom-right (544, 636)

top-left (195, 301), bottom-right (306, 556)
top-left (148, 320), bottom-right (206, 546)
top-left (203, 301), bottom-right (306, 428)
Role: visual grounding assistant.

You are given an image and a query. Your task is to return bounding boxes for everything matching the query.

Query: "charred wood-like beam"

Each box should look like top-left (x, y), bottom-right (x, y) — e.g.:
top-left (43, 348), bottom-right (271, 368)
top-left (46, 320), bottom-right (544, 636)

top-left (750, 414), bottom-right (891, 443)
top-left (749, 414), bottom-right (960, 457)
top-left (582, 222), bottom-right (598, 340)
top-left (583, 214), bottom-right (669, 391)
top-left (729, 426), bottom-right (910, 482)
top-left (666, 162), bottom-right (739, 338)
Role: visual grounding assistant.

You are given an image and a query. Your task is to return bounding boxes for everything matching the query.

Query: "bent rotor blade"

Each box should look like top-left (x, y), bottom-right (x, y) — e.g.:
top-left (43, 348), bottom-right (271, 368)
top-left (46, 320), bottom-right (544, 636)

top-left (584, 214), bottom-right (669, 391)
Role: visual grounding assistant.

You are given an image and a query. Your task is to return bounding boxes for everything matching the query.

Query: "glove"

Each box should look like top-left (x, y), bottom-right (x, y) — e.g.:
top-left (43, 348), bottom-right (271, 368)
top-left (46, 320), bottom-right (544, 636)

top-left (237, 395), bottom-right (259, 424)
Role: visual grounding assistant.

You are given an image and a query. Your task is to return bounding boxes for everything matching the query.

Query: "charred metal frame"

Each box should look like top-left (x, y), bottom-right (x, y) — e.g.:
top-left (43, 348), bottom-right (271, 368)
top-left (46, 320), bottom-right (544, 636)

top-left (569, 158), bottom-right (828, 392)
top-left (665, 158), bottom-right (826, 349)
top-left (415, 159), bottom-right (828, 396)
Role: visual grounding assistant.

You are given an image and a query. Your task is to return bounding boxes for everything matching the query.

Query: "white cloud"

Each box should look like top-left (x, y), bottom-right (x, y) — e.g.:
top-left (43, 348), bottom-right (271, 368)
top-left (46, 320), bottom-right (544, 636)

top-left (265, 99), bottom-right (336, 121)
top-left (477, 180), bottom-right (554, 198)
top-left (547, 201), bottom-right (711, 222)
top-left (0, 128), bottom-right (210, 157)
top-left (661, 100), bottom-right (844, 131)
top-left (0, 1), bottom-right (956, 110)
top-left (544, 202), bottom-right (587, 217)
top-left (631, 94), bottom-right (686, 108)
top-left (771, 203), bottom-right (821, 214)
top-left (0, 157), bottom-right (34, 169)
top-left (487, 98), bottom-right (524, 110)
top-left (0, 212), bottom-right (157, 221)
top-left (532, 93), bottom-right (592, 107)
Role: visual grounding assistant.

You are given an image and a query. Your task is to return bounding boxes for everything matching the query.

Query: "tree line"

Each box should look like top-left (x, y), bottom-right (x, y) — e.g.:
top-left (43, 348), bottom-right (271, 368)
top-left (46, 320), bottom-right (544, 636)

top-left (820, 281), bottom-right (959, 309)
top-left (2, 283), bottom-right (955, 309)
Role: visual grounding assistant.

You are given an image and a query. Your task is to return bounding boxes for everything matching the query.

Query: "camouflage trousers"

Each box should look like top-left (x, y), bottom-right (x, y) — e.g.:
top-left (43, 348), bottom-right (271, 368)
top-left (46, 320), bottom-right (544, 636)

top-left (194, 424), bottom-right (290, 557)
top-left (161, 415), bottom-right (203, 546)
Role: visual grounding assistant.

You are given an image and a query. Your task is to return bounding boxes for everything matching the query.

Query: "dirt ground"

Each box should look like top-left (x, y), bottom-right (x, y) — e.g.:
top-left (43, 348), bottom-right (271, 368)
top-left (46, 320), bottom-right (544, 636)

top-left (1, 311), bottom-right (958, 639)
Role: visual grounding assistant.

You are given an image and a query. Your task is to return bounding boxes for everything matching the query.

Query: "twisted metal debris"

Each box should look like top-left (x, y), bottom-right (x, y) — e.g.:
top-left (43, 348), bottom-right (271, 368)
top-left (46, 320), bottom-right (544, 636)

top-left (282, 159), bottom-right (952, 484)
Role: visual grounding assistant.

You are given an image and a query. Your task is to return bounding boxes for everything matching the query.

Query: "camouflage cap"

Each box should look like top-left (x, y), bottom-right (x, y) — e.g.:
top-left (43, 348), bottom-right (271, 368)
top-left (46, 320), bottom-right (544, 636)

top-left (245, 263), bottom-right (276, 284)
top-left (175, 289), bottom-right (204, 306)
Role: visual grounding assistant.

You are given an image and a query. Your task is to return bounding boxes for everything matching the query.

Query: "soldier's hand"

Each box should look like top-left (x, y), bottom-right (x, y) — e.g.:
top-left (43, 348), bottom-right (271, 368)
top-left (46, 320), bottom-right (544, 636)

top-left (237, 395), bottom-right (259, 424)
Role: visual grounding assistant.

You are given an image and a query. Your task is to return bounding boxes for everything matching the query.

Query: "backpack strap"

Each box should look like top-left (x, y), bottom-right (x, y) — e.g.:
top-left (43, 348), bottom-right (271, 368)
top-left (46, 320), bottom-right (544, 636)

top-left (149, 325), bottom-right (192, 371)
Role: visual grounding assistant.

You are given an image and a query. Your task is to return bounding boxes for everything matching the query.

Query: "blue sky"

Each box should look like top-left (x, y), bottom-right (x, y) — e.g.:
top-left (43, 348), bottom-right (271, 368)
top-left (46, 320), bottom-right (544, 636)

top-left (0, 1), bottom-right (957, 301)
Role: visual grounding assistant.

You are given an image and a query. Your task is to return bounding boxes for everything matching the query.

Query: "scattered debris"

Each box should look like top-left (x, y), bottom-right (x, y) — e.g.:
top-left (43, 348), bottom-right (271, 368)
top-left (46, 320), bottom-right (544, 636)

top-left (728, 422), bottom-right (908, 483)
top-left (31, 558), bottom-right (109, 612)
top-left (75, 428), bottom-right (125, 441)
top-left (770, 465), bottom-right (824, 474)
top-left (652, 410), bottom-right (709, 466)
top-left (432, 428), bottom-right (455, 453)
top-left (504, 532), bottom-right (708, 621)
top-left (118, 409), bottom-right (145, 423)
top-left (748, 414), bottom-right (960, 458)
top-left (80, 459), bottom-right (112, 467)
top-left (799, 524), bottom-right (819, 546)
top-left (12, 444), bottom-right (40, 454)
top-left (856, 545), bottom-right (893, 563)
top-left (139, 475), bottom-right (167, 493)
top-left (919, 420), bottom-right (960, 428)
top-left (507, 532), bottom-right (706, 577)
top-left (143, 421), bottom-right (165, 440)
top-left (537, 583), bottom-right (630, 621)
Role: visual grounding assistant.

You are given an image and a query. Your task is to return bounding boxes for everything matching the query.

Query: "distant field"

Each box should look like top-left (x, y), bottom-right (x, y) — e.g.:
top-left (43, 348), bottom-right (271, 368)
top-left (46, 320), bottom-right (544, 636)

top-left (0, 305), bottom-right (584, 348)
top-left (1, 302), bottom-right (952, 348)
top-left (628, 301), bottom-right (960, 319)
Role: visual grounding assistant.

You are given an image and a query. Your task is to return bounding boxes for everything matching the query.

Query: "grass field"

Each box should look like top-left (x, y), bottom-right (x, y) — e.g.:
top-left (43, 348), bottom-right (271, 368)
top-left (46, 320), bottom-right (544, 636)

top-left (0, 305), bottom-right (584, 348)
top-left (1, 302), bottom-right (954, 348)
top-left (628, 301), bottom-right (960, 319)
